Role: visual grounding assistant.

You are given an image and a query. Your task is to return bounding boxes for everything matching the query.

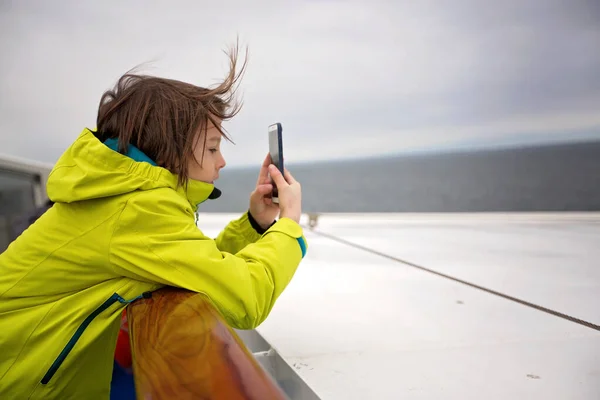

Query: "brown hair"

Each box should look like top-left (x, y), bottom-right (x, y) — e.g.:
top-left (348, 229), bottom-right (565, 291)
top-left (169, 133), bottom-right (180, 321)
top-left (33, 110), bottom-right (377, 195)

top-left (95, 42), bottom-right (247, 186)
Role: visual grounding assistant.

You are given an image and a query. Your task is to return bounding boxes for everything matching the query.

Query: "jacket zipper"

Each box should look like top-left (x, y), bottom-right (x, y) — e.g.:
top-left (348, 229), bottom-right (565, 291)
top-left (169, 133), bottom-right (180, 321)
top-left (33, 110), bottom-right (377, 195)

top-left (40, 292), bottom-right (150, 384)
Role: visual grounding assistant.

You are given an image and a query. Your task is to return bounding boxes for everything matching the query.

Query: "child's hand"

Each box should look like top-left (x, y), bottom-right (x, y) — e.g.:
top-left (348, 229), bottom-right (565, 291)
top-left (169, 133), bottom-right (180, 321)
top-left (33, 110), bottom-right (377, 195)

top-left (268, 165), bottom-right (302, 224)
top-left (248, 153), bottom-right (280, 229)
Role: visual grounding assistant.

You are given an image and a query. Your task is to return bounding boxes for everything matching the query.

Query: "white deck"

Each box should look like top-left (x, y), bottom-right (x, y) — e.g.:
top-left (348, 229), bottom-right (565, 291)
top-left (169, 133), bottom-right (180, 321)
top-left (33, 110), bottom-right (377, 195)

top-left (199, 213), bottom-right (600, 400)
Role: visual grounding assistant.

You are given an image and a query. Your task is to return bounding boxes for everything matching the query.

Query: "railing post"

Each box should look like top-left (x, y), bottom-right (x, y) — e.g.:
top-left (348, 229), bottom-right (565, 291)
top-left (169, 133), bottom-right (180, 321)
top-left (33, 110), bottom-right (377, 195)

top-left (127, 287), bottom-right (288, 399)
top-left (307, 213), bottom-right (319, 230)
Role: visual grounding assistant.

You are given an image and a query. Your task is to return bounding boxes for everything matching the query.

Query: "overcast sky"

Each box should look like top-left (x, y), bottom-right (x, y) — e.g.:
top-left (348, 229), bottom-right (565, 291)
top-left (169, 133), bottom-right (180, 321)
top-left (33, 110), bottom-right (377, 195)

top-left (1, 0), bottom-right (599, 167)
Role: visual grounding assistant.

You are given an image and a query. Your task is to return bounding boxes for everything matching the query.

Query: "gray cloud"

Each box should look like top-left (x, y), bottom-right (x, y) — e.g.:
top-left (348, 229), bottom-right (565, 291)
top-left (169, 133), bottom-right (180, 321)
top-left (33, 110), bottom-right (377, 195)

top-left (1, 0), bottom-right (599, 167)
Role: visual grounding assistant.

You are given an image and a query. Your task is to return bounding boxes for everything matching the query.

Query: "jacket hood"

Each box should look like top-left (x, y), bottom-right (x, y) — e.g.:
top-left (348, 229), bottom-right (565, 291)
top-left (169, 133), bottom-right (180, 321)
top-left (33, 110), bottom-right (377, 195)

top-left (47, 128), bottom-right (220, 209)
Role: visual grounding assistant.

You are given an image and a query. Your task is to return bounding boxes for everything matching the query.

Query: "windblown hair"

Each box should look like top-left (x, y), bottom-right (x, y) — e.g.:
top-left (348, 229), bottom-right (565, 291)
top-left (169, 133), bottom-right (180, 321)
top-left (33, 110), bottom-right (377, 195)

top-left (95, 42), bottom-right (247, 186)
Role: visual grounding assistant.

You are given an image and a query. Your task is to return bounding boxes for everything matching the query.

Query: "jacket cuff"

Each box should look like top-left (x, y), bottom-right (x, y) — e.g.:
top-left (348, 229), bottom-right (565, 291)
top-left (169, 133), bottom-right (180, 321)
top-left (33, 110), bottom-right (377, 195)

top-left (265, 218), bottom-right (308, 258)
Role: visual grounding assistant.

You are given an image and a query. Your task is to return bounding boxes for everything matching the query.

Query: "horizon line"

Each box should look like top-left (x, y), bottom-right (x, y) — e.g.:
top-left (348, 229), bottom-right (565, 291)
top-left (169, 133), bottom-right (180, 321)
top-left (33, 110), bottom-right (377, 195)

top-left (224, 136), bottom-right (600, 170)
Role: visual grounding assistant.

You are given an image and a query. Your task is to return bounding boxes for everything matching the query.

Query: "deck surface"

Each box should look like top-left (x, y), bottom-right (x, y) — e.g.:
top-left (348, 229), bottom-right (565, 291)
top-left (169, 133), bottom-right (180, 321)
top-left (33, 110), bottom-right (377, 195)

top-left (199, 212), bottom-right (600, 400)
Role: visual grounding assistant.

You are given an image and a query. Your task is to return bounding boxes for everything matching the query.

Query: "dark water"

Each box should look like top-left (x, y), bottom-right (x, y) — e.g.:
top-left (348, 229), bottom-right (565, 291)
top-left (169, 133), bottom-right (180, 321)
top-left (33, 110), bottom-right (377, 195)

top-left (199, 141), bottom-right (600, 213)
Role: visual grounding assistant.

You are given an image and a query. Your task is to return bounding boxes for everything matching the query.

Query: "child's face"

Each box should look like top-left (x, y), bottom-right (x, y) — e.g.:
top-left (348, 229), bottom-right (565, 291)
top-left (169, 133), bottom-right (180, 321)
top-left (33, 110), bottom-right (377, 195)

top-left (187, 118), bottom-right (227, 183)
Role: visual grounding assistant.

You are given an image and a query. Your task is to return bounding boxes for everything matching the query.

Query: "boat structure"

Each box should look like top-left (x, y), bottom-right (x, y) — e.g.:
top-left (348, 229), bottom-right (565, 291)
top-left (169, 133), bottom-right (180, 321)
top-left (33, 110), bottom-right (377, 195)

top-left (0, 154), bottom-right (53, 252)
top-left (200, 212), bottom-right (600, 399)
top-left (1, 154), bottom-right (598, 399)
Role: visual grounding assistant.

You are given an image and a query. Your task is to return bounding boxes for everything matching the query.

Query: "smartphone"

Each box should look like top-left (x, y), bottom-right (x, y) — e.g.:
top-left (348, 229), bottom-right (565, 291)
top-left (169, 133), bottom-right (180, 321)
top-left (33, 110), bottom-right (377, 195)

top-left (268, 122), bottom-right (284, 204)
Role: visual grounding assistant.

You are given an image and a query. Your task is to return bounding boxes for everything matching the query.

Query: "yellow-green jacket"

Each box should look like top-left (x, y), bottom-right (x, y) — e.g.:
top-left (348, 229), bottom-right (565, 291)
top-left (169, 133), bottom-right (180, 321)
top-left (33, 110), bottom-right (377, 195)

top-left (0, 128), bottom-right (307, 399)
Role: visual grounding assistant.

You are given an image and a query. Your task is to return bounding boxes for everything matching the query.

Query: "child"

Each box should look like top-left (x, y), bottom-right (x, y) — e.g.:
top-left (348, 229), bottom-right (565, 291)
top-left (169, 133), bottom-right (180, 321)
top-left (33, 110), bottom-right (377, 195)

top-left (0, 45), bottom-right (307, 399)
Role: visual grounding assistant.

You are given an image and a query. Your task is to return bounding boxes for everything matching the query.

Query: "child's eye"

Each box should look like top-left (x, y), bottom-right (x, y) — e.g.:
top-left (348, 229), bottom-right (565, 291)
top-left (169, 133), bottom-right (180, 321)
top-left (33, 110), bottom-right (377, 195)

top-left (209, 148), bottom-right (218, 154)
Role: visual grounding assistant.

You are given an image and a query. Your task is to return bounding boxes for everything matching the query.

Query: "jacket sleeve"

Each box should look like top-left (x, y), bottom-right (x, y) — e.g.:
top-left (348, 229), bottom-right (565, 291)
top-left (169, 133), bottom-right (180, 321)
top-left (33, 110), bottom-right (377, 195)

top-left (109, 191), bottom-right (307, 329)
top-left (213, 212), bottom-right (264, 255)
